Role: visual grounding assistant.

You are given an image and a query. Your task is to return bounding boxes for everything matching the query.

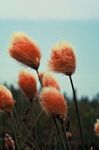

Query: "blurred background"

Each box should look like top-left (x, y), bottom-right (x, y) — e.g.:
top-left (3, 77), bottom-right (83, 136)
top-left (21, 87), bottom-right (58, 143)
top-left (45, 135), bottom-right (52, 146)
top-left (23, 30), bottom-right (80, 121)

top-left (0, 0), bottom-right (99, 149)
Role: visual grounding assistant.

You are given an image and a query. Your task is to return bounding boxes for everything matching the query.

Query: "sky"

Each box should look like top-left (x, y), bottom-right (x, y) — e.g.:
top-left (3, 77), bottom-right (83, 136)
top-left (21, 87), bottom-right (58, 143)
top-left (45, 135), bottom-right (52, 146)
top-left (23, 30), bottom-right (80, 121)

top-left (0, 20), bottom-right (99, 100)
top-left (0, 0), bottom-right (99, 20)
top-left (0, 0), bottom-right (99, 99)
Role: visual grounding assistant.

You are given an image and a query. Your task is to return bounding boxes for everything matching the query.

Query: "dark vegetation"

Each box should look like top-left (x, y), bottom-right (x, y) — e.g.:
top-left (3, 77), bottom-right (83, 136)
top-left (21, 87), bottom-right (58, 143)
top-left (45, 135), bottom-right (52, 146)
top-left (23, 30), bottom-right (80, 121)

top-left (0, 84), bottom-right (99, 150)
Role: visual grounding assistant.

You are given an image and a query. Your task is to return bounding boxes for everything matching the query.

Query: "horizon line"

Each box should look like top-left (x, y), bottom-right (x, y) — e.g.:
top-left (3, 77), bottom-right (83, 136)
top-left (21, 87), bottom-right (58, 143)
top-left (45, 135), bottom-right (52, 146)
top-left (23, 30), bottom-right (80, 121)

top-left (0, 18), bottom-right (99, 22)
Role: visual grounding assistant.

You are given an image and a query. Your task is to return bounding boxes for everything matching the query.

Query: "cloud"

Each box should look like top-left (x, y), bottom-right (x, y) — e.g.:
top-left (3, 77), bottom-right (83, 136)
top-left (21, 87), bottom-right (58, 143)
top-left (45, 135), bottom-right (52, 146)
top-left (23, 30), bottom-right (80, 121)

top-left (0, 0), bottom-right (99, 19)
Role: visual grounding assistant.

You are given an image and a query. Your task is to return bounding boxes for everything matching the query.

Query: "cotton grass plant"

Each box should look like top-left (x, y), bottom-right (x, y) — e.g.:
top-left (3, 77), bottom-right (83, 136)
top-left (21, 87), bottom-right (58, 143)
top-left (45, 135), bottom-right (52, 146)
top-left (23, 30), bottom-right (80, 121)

top-left (0, 31), bottom-right (92, 149)
top-left (39, 72), bottom-right (60, 90)
top-left (48, 41), bottom-right (85, 150)
top-left (8, 32), bottom-right (71, 150)
top-left (0, 85), bottom-right (20, 149)
top-left (9, 32), bottom-right (41, 70)
top-left (18, 70), bottom-right (37, 102)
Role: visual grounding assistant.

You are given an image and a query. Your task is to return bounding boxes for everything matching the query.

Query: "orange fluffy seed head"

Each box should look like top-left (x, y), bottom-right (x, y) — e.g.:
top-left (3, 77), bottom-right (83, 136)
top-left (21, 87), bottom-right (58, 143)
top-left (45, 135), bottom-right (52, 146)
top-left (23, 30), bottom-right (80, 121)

top-left (9, 32), bottom-right (41, 70)
top-left (94, 119), bottom-right (99, 136)
top-left (40, 87), bottom-right (68, 121)
top-left (48, 42), bottom-right (76, 76)
top-left (39, 72), bottom-right (60, 90)
top-left (0, 85), bottom-right (15, 113)
top-left (18, 71), bottom-right (37, 100)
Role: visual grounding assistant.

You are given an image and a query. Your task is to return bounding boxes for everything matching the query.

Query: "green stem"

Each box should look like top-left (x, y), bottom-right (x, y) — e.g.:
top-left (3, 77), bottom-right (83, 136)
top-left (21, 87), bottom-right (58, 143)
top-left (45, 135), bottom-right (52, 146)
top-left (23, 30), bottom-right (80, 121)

top-left (69, 75), bottom-right (85, 150)
top-left (21, 104), bottom-right (30, 122)
top-left (20, 101), bottom-right (33, 136)
top-left (35, 125), bottom-right (42, 150)
top-left (13, 107), bottom-right (23, 149)
top-left (11, 113), bottom-right (20, 150)
top-left (52, 116), bottom-right (67, 150)
top-left (22, 110), bottom-right (43, 149)
top-left (61, 121), bottom-right (71, 150)
top-left (20, 123), bottom-right (39, 150)
top-left (36, 69), bottom-right (69, 149)
top-left (13, 107), bottom-right (20, 129)
top-left (36, 69), bottom-right (42, 88)
top-left (46, 118), bottom-right (58, 149)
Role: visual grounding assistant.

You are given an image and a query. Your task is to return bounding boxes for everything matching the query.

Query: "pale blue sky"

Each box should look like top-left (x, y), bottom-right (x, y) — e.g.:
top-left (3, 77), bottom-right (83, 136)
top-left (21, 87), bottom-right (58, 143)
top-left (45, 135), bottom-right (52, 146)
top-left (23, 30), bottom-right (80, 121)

top-left (0, 20), bottom-right (99, 99)
top-left (0, 0), bottom-right (99, 20)
top-left (0, 0), bottom-right (99, 99)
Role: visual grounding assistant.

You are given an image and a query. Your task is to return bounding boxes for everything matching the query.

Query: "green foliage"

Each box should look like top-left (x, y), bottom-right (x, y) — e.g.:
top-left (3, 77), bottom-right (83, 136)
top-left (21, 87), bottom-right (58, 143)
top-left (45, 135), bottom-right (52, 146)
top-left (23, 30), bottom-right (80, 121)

top-left (0, 84), bottom-right (99, 149)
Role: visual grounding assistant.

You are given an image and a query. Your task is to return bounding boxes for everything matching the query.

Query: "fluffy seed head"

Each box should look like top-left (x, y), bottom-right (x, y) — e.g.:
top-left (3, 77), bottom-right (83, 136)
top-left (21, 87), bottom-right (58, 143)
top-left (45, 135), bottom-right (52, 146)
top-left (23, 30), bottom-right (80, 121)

top-left (94, 119), bottom-right (99, 136)
top-left (18, 71), bottom-right (37, 100)
top-left (39, 72), bottom-right (60, 90)
top-left (48, 42), bottom-right (76, 75)
top-left (40, 87), bottom-right (68, 121)
top-left (9, 32), bottom-right (41, 70)
top-left (0, 85), bottom-right (15, 113)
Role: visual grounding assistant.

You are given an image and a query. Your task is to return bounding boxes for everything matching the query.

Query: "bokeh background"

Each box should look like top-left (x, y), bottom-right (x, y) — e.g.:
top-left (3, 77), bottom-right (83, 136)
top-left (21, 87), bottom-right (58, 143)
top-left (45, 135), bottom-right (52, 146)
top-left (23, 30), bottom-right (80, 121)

top-left (0, 0), bottom-right (99, 149)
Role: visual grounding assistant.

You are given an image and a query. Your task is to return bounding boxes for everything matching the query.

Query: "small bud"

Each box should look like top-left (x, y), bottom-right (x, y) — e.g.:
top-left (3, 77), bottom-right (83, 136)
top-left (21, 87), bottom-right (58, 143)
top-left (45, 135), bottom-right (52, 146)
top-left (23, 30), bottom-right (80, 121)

top-left (0, 85), bottom-right (15, 113)
top-left (18, 71), bottom-right (37, 101)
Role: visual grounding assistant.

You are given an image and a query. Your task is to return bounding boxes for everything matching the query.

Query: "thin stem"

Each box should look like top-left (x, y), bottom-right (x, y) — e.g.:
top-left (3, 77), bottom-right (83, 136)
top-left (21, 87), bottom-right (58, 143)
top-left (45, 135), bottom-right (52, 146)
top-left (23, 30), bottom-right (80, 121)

top-left (61, 122), bottom-right (71, 150)
top-left (46, 117), bottom-right (58, 149)
top-left (36, 69), bottom-right (69, 149)
top-left (47, 125), bottom-right (56, 145)
top-left (36, 69), bottom-right (42, 88)
top-left (52, 116), bottom-right (67, 150)
top-left (22, 110), bottom-right (43, 149)
top-left (69, 75), bottom-right (85, 150)
top-left (11, 113), bottom-right (20, 150)
top-left (35, 125), bottom-right (42, 150)
top-left (21, 105), bottom-right (30, 122)
top-left (13, 107), bottom-right (23, 149)
top-left (13, 107), bottom-right (20, 129)
top-left (19, 101), bottom-right (33, 150)
top-left (20, 100), bottom-right (33, 131)
top-left (20, 122), bottom-right (39, 150)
